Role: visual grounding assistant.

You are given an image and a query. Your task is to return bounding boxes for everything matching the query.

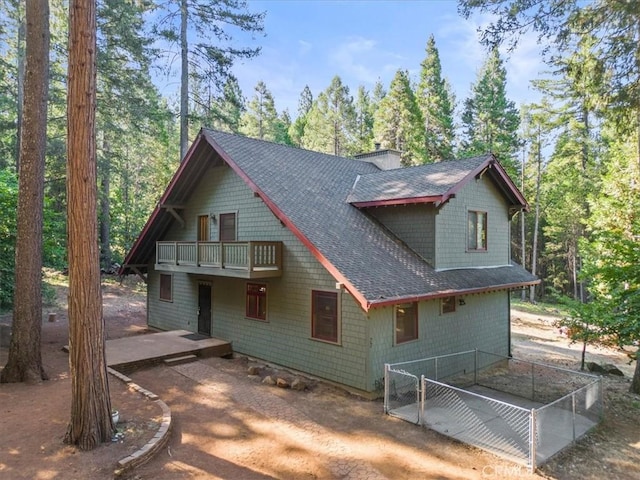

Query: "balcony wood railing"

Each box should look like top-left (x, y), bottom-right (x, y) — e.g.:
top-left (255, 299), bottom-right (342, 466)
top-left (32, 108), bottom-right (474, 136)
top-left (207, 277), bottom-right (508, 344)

top-left (156, 241), bottom-right (282, 276)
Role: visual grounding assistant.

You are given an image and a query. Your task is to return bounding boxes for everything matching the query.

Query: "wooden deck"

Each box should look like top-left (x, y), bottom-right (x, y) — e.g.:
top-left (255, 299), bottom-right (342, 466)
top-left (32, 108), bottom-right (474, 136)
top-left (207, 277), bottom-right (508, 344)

top-left (106, 330), bottom-right (232, 373)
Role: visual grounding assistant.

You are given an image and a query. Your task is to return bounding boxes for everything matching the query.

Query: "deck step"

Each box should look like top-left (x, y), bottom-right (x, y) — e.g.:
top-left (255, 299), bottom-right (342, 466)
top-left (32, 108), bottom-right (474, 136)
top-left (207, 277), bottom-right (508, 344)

top-left (164, 354), bottom-right (198, 366)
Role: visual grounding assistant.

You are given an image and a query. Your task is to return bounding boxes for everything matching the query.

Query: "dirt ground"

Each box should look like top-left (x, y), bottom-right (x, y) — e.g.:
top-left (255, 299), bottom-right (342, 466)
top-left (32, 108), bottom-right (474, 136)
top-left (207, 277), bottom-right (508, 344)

top-left (0, 276), bottom-right (639, 480)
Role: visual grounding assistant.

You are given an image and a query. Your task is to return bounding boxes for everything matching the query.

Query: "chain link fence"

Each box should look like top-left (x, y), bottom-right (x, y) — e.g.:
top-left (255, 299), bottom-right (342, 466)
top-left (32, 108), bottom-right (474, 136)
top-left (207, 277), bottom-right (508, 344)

top-left (384, 350), bottom-right (603, 471)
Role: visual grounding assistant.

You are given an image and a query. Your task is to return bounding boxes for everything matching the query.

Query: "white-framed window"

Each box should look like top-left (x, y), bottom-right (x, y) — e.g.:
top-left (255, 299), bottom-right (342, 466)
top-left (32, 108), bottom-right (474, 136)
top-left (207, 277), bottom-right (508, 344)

top-left (468, 210), bottom-right (487, 251)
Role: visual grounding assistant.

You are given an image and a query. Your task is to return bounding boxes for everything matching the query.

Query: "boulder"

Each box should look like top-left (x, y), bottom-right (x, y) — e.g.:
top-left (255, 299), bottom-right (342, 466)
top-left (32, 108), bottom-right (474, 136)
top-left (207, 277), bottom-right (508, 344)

top-left (586, 362), bottom-right (605, 374)
top-left (291, 378), bottom-right (307, 391)
top-left (262, 375), bottom-right (276, 386)
top-left (603, 364), bottom-right (624, 377)
top-left (276, 377), bottom-right (290, 388)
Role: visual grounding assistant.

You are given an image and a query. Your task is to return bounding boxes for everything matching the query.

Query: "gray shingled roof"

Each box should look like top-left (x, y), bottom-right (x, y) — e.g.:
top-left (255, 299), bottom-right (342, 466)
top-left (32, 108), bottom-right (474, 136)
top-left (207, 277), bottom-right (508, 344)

top-left (346, 155), bottom-right (490, 204)
top-left (199, 130), bottom-right (537, 309)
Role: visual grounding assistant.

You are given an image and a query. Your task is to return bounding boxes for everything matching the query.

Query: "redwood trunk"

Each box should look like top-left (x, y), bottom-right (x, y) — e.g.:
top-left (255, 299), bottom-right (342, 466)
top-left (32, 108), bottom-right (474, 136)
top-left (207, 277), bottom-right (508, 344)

top-left (1, 0), bottom-right (50, 385)
top-left (64, 0), bottom-right (113, 450)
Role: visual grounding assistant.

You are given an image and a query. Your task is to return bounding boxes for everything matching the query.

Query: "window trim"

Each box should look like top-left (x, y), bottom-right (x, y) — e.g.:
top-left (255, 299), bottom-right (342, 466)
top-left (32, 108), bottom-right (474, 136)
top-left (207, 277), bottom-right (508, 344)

top-left (467, 210), bottom-right (488, 251)
top-left (245, 282), bottom-right (268, 321)
top-left (394, 302), bottom-right (418, 345)
top-left (441, 296), bottom-right (456, 315)
top-left (159, 273), bottom-right (173, 302)
top-left (311, 290), bottom-right (341, 344)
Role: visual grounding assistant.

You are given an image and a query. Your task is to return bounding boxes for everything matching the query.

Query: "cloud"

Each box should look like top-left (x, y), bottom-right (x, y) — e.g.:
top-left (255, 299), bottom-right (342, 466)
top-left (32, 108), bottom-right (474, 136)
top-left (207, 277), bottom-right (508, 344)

top-left (328, 36), bottom-right (398, 85)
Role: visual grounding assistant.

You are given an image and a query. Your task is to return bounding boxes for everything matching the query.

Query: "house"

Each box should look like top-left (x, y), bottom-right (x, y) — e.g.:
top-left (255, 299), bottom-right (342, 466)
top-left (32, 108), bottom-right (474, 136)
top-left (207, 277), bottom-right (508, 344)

top-left (121, 129), bottom-right (538, 393)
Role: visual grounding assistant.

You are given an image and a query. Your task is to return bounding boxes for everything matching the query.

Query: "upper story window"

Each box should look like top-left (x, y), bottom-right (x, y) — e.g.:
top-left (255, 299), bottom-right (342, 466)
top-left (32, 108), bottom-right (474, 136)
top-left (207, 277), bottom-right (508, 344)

top-left (246, 283), bottom-right (267, 321)
top-left (468, 210), bottom-right (487, 251)
top-left (219, 212), bottom-right (236, 242)
top-left (395, 302), bottom-right (418, 344)
top-left (311, 290), bottom-right (340, 344)
top-left (197, 214), bottom-right (209, 241)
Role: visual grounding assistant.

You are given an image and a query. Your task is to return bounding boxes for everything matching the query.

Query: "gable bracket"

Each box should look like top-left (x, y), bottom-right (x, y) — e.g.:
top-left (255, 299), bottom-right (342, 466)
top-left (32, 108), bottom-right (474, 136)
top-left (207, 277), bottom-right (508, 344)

top-left (130, 266), bottom-right (148, 284)
top-left (161, 204), bottom-right (185, 228)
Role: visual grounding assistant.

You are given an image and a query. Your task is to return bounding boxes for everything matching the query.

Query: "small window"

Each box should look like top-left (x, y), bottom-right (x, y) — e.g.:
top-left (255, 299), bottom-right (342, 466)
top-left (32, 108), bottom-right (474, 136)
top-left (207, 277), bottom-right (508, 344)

top-left (219, 212), bottom-right (236, 242)
top-left (395, 302), bottom-right (418, 344)
top-left (311, 290), bottom-right (339, 343)
top-left (441, 296), bottom-right (456, 314)
top-left (159, 274), bottom-right (173, 302)
top-left (246, 283), bottom-right (267, 321)
top-left (468, 211), bottom-right (487, 251)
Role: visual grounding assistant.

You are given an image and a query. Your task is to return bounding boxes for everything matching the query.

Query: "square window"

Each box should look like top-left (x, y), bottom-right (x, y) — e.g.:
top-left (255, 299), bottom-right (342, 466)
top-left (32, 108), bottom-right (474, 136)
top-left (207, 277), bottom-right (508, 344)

top-left (311, 290), bottom-right (339, 343)
top-left (159, 274), bottom-right (172, 302)
top-left (468, 211), bottom-right (487, 251)
top-left (246, 283), bottom-right (267, 321)
top-left (395, 302), bottom-right (418, 344)
top-left (441, 296), bottom-right (456, 314)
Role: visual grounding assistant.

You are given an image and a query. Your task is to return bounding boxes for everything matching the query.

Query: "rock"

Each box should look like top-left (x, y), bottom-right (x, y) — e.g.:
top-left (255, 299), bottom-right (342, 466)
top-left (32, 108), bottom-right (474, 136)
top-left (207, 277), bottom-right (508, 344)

top-left (587, 362), bottom-right (605, 373)
top-left (262, 375), bottom-right (276, 385)
top-left (603, 364), bottom-right (624, 377)
top-left (291, 378), bottom-right (307, 391)
top-left (276, 377), bottom-right (290, 388)
top-left (247, 365), bottom-right (263, 375)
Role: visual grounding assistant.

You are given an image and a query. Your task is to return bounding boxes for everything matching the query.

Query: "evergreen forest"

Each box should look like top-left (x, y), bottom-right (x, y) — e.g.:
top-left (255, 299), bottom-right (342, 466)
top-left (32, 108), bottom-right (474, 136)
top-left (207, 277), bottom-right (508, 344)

top-left (0, 0), bottom-right (638, 389)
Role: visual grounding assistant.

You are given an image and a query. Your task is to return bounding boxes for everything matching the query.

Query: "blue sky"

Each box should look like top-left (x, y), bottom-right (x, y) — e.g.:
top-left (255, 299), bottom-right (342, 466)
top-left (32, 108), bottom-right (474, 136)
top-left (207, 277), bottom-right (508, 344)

top-left (230, 0), bottom-right (545, 118)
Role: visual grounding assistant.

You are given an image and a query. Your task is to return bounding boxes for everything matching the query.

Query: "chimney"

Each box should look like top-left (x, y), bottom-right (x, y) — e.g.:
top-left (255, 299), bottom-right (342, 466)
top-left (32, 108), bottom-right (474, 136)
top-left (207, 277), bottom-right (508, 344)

top-left (353, 146), bottom-right (402, 170)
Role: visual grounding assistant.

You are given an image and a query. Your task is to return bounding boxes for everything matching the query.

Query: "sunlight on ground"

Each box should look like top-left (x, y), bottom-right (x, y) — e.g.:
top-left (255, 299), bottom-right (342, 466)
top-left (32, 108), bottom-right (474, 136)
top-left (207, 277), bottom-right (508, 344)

top-left (631, 441), bottom-right (640, 450)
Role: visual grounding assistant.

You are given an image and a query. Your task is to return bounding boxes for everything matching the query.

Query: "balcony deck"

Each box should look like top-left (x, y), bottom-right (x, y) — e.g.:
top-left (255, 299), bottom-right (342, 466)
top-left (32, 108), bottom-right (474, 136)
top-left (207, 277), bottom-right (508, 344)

top-left (155, 241), bottom-right (282, 278)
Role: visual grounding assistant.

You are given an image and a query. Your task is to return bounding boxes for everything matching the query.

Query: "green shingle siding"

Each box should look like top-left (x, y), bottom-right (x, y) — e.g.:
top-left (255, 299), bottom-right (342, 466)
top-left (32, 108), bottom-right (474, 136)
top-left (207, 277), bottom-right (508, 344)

top-left (435, 176), bottom-right (510, 269)
top-left (147, 165), bottom-right (371, 391)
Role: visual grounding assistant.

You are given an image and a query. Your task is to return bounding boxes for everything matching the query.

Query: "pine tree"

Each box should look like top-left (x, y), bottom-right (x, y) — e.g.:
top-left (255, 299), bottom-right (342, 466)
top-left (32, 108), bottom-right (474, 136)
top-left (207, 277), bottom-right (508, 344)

top-left (64, 0), bottom-right (113, 449)
top-left (208, 76), bottom-right (245, 133)
top-left (288, 85), bottom-right (313, 147)
top-left (416, 35), bottom-right (455, 162)
top-left (240, 80), bottom-right (280, 141)
top-left (301, 76), bottom-right (356, 156)
top-left (1, 0), bottom-right (49, 384)
top-left (354, 85), bottom-right (374, 154)
top-left (373, 69), bottom-right (426, 166)
top-left (152, 0), bottom-right (265, 160)
top-left (461, 47), bottom-right (520, 175)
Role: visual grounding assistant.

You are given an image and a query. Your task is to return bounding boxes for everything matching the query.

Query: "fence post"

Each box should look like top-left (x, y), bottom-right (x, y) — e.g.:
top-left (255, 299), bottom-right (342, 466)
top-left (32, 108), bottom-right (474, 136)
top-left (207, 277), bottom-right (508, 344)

top-left (474, 349), bottom-right (478, 385)
top-left (529, 409), bottom-right (537, 473)
top-left (531, 362), bottom-right (535, 401)
top-left (383, 364), bottom-right (390, 414)
top-left (435, 357), bottom-right (438, 381)
top-left (572, 392), bottom-right (576, 441)
top-left (420, 375), bottom-right (426, 426)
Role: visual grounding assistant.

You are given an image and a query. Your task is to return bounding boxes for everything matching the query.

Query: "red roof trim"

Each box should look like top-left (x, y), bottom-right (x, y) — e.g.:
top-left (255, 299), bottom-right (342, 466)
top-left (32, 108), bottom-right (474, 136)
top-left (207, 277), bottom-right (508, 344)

top-left (352, 195), bottom-right (444, 208)
top-left (201, 130), bottom-right (372, 311)
top-left (366, 279), bottom-right (540, 310)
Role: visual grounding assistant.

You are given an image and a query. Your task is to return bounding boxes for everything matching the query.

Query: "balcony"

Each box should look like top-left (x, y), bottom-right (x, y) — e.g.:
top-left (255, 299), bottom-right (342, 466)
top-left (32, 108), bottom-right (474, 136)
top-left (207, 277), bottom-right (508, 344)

top-left (155, 241), bottom-right (282, 278)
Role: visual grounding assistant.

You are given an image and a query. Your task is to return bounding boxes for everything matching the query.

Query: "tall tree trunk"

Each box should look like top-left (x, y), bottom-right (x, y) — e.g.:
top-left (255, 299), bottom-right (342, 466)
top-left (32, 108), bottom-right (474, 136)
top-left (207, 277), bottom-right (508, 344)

top-left (529, 129), bottom-right (542, 303)
top-left (1, 0), bottom-right (50, 385)
top-left (64, 0), bottom-right (113, 450)
top-left (15, 17), bottom-right (25, 170)
top-left (631, 354), bottom-right (640, 395)
top-left (179, 0), bottom-right (188, 160)
top-left (520, 146), bottom-right (526, 301)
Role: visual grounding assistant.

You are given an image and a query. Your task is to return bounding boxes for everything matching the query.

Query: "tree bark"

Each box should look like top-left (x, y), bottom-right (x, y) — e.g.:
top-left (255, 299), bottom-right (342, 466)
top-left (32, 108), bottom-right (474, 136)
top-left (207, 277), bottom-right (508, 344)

top-left (631, 355), bottom-right (640, 394)
top-left (15, 17), bottom-right (25, 171)
top-left (1, 0), bottom-right (50, 385)
top-left (179, 0), bottom-right (188, 160)
top-left (64, 0), bottom-right (113, 450)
